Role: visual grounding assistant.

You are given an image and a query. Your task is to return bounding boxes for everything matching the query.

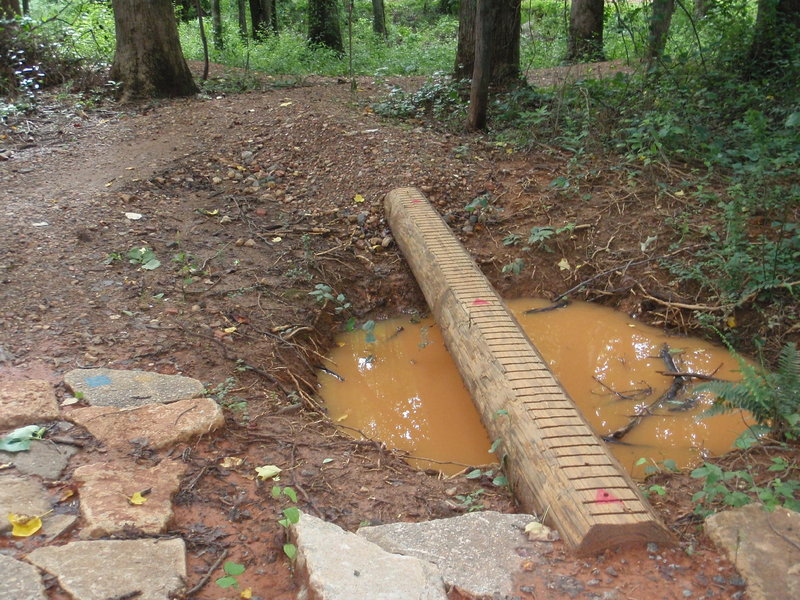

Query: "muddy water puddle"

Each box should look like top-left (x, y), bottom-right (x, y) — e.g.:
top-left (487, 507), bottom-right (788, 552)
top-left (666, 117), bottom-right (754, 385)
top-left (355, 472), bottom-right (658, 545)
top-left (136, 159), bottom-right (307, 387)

top-left (318, 299), bottom-right (747, 477)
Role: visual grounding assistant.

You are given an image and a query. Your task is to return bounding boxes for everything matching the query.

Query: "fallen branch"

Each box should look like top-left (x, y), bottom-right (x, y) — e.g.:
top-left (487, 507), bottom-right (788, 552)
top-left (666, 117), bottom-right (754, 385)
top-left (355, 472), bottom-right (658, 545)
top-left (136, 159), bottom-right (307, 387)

top-left (603, 344), bottom-right (689, 441)
top-left (183, 548), bottom-right (228, 598)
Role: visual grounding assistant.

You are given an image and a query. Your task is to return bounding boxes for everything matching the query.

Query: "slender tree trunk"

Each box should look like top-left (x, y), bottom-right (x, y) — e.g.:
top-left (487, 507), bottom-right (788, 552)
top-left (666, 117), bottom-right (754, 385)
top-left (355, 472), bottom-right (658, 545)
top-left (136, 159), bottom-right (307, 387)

top-left (22, 0), bottom-right (29, 15)
top-left (372, 0), bottom-right (387, 37)
top-left (748, 0), bottom-right (800, 71)
top-left (468, 0), bottom-right (492, 131)
top-left (109, 0), bottom-right (198, 101)
top-left (438, 0), bottom-right (455, 14)
top-left (694, 0), bottom-right (714, 17)
top-left (237, 0), bottom-right (247, 37)
top-left (0, 0), bottom-right (20, 17)
top-left (211, 0), bottom-right (223, 50)
top-left (566, 0), bottom-right (605, 63)
top-left (647, 0), bottom-right (675, 61)
top-left (455, 0), bottom-right (520, 84)
top-left (308, 0), bottom-right (343, 53)
top-left (176, 0), bottom-right (193, 21)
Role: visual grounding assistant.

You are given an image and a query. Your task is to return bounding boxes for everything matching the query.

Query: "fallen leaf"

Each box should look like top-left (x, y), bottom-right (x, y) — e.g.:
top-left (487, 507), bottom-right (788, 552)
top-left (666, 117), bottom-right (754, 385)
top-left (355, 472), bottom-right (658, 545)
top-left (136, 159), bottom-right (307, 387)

top-left (353, 194), bottom-right (365, 203)
top-left (271, 236), bottom-right (282, 243)
top-left (8, 513), bottom-right (43, 537)
top-left (726, 315), bottom-right (737, 328)
top-left (241, 588), bottom-right (253, 599)
top-left (557, 257), bottom-right (571, 271)
top-left (220, 456), bottom-right (244, 469)
top-left (280, 101), bottom-right (293, 107)
top-left (0, 425), bottom-right (45, 453)
top-left (124, 212), bottom-right (143, 220)
top-left (255, 465), bottom-right (282, 480)
top-left (223, 326), bottom-right (237, 334)
top-left (128, 492), bottom-right (148, 505)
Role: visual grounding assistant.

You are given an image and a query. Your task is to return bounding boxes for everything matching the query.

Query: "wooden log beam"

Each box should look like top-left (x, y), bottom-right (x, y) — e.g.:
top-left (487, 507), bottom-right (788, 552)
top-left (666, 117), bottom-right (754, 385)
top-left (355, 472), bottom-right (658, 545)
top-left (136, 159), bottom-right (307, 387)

top-left (385, 187), bottom-right (672, 555)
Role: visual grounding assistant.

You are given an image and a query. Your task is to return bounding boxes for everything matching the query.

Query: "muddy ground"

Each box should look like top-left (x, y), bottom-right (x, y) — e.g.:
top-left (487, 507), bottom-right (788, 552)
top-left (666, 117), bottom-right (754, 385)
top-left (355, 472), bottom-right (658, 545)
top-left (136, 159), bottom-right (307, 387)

top-left (1, 65), bottom-right (795, 598)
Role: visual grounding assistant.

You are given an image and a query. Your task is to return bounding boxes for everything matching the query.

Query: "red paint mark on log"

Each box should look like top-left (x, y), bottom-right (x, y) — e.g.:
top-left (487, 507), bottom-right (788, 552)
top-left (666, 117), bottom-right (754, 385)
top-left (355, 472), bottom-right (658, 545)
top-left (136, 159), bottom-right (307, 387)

top-left (595, 489), bottom-right (622, 504)
top-left (472, 299), bottom-right (490, 306)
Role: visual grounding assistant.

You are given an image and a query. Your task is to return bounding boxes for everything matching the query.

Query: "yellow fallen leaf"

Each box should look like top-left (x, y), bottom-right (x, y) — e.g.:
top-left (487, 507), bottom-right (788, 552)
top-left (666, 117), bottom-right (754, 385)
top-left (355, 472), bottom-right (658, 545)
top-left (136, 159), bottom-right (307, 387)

top-left (241, 588), bottom-right (253, 599)
top-left (726, 315), bottom-right (737, 328)
top-left (280, 101), bottom-right (293, 107)
top-left (220, 456), bottom-right (244, 469)
top-left (128, 492), bottom-right (148, 505)
top-left (353, 194), bottom-right (365, 203)
top-left (223, 326), bottom-right (237, 334)
top-left (335, 414), bottom-right (349, 422)
top-left (8, 513), bottom-right (43, 537)
top-left (557, 257), bottom-right (571, 271)
top-left (271, 236), bottom-right (282, 243)
top-left (255, 465), bottom-right (282, 480)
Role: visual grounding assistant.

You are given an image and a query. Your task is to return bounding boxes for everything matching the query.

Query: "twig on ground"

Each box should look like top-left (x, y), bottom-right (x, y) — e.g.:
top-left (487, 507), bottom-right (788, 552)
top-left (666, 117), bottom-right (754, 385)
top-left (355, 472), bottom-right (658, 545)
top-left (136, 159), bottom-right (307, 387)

top-left (183, 548), bottom-right (229, 598)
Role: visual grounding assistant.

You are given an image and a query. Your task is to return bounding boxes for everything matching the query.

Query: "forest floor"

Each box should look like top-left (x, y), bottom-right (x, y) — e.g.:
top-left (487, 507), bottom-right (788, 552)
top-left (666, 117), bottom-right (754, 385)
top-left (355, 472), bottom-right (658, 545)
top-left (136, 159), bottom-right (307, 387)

top-left (0, 63), bottom-right (794, 599)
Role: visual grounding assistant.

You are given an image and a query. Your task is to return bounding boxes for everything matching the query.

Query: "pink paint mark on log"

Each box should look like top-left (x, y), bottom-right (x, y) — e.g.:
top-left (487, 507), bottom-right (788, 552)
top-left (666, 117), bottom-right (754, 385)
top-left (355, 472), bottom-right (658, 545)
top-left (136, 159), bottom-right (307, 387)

top-left (472, 299), bottom-right (490, 306)
top-left (595, 489), bottom-right (622, 504)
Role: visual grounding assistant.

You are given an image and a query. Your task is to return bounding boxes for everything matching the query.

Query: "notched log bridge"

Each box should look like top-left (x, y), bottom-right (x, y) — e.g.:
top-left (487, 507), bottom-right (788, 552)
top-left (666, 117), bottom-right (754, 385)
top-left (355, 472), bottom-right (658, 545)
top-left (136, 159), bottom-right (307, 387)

top-left (385, 187), bottom-right (672, 555)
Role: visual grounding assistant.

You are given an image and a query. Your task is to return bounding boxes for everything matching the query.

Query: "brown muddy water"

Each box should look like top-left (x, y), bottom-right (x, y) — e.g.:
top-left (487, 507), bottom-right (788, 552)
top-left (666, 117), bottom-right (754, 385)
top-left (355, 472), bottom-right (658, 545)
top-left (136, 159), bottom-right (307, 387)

top-left (317, 299), bottom-right (748, 478)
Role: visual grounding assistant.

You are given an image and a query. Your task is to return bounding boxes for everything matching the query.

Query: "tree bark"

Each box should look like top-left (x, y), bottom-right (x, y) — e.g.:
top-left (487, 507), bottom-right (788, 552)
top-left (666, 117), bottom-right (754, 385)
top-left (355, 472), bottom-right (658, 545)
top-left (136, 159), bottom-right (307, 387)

top-left (0, 0), bottom-right (20, 18)
top-left (109, 0), bottom-right (198, 101)
top-left (372, 0), bottom-right (387, 37)
top-left (211, 0), bottom-right (223, 50)
top-left (566, 0), bottom-right (605, 63)
top-left (237, 0), bottom-right (247, 37)
top-left (647, 0), bottom-right (675, 62)
top-left (748, 0), bottom-right (800, 72)
top-left (250, 0), bottom-right (276, 38)
top-left (694, 0), bottom-right (714, 17)
top-left (455, 0), bottom-right (520, 84)
top-left (467, 0), bottom-right (492, 131)
top-left (308, 0), bottom-right (343, 53)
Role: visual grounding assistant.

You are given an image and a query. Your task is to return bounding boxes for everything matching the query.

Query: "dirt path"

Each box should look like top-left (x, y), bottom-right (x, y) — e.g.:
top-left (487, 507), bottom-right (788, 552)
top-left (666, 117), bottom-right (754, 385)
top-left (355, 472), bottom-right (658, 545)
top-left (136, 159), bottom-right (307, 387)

top-left (0, 79), bottom-right (751, 599)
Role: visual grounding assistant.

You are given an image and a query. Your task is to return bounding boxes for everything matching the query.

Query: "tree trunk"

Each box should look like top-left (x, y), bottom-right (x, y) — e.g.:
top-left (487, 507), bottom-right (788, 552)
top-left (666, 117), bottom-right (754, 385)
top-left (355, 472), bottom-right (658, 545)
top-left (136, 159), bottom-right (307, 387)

top-left (467, 0), bottom-right (492, 131)
top-left (748, 0), bottom-right (800, 71)
top-left (110, 0), bottom-right (198, 101)
top-left (237, 0), bottom-right (247, 37)
top-left (308, 0), bottom-right (343, 53)
top-left (694, 0), bottom-right (714, 17)
top-left (372, 0), bottom-right (387, 37)
top-left (22, 0), bottom-right (29, 15)
top-left (647, 0), bottom-right (675, 61)
top-left (211, 0), bottom-right (223, 50)
top-left (250, 0), bottom-right (277, 37)
top-left (566, 0), bottom-right (605, 63)
top-left (0, 0), bottom-right (20, 18)
top-left (455, 0), bottom-right (520, 84)
top-left (438, 0), bottom-right (455, 14)
top-left (176, 0), bottom-right (194, 21)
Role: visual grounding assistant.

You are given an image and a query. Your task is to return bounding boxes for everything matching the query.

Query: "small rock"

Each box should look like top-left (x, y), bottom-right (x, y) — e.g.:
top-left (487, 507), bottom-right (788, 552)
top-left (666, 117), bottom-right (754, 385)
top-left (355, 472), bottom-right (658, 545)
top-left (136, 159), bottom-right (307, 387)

top-left (219, 215), bottom-right (232, 224)
top-left (74, 460), bottom-right (186, 538)
top-left (0, 554), bottom-right (47, 600)
top-left (605, 566), bottom-right (618, 577)
top-left (381, 236), bottom-right (393, 248)
top-left (69, 397), bottom-right (224, 450)
top-left (0, 379), bottom-right (60, 430)
top-left (682, 590), bottom-right (692, 598)
top-left (64, 368), bottom-right (204, 408)
top-left (647, 542), bottom-right (659, 553)
top-left (0, 474), bottom-right (52, 533)
top-left (244, 238), bottom-right (257, 247)
top-left (28, 538), bottom-right (186, 600)
top-left (0, 438), bottom-right (78, 479)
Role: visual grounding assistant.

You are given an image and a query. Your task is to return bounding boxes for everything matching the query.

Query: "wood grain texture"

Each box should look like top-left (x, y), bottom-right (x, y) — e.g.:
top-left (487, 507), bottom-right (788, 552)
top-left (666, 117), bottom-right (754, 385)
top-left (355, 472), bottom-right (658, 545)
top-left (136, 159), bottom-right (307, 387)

top-left (385, 187), bottom-right (672, 555)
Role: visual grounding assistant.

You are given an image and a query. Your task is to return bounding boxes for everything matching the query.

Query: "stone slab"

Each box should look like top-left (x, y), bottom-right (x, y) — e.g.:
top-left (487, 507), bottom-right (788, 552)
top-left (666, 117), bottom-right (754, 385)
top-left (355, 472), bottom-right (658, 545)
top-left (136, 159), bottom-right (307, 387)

top-left (69, 397), bottom-right (224, 450)
top-left (358, 511), bottom-right (539, 599)
top-left (705, 504), bottom-right (800, 600)
top-left (0, 439), bottom-right (78, 479)
top-left (27, 538), bottom-right (186, 600)
top-left (292, 512), bottom-right (447, 600)
top-left (64, 368), bottom-right (205, 408)
top-left (0, 473), bottom-right (52, 533)
top-left (0, 379), bottom-right (60, 430)
top-left (73, 459), bottom-right (186, 538)
top-left (0, 554), bottom-right (47, 600)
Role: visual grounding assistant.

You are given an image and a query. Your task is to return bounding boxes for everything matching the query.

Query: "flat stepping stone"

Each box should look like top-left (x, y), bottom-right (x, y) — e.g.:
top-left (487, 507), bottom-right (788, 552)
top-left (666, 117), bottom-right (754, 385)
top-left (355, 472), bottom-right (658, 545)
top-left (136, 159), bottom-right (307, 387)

top-left (358, 511), bottom-right (540, 599)
top-left (64, 368), bottom-right (205, 408)
top-left (0, 554), bottom-right (47, 600)
top-left (1, 439), bottom-right (78, 479)
top-left (706, 504), bottom-right (800, 600)
top-left (0, 379), bottom-right (60, 430)
top-left (73, 459), bottom-right (186, 538)
top-left (27, 538), bottom-right (186, 600)
top-left (291, 511), bottom-right (447, 600)
top-left (0, 474), bottom-right (52, 533)
top-left (69, 397), bottom-right (224, 450)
